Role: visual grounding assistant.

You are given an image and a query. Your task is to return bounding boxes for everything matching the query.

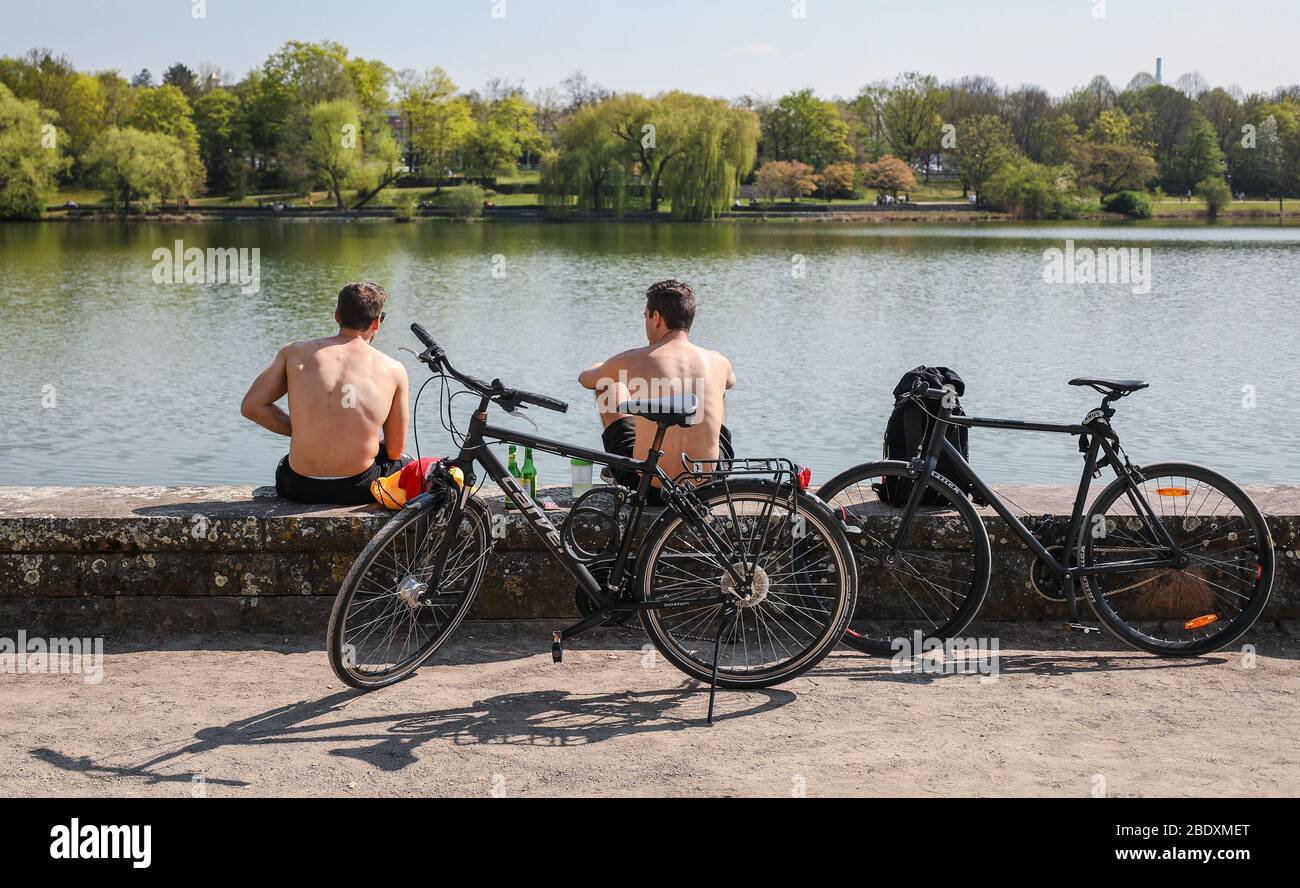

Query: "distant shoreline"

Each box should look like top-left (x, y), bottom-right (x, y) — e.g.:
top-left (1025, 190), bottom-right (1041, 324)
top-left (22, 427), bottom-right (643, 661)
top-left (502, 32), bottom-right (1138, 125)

top-left (34, 205), bottom-right (1300, 224)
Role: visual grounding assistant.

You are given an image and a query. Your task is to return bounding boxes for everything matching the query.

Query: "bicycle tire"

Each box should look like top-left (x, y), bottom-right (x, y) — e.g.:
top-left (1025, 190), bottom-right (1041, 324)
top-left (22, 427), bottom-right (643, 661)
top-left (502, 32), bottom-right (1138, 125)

top-left (817, 461), bottom-right (991, 656)
top-left (327, 489), bottom-right (491, 689)
top-left (637, 479), bottom-right (857, 688)
top-left (1078, 462), bottom-right (1274, 656)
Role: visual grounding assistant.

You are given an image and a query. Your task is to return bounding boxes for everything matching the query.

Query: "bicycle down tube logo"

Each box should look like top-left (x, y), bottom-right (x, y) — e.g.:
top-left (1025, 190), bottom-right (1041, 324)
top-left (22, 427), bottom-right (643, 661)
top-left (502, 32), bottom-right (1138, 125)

top-left (500, 474), bottom-right (562, 550)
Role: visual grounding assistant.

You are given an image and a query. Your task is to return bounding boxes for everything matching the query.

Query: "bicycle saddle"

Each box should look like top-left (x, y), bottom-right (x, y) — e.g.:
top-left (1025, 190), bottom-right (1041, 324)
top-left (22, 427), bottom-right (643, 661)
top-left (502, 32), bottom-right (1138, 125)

top-left (1069, 377), bottom-right (1150, 396)
top-left (617, 393), bottom-right (698, 428)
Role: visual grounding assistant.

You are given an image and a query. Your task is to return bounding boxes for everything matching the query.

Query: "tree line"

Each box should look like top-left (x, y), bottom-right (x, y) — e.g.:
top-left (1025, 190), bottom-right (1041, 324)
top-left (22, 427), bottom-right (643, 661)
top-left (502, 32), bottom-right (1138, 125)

top-left (1, 43), bottom-right (1298, 220)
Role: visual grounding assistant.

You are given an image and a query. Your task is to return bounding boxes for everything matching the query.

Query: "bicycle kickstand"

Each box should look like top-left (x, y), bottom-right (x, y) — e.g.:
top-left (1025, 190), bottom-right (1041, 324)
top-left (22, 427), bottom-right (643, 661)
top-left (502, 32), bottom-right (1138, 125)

top-left (706, 605), bottom-right (738, 726)
top-left (1061, 577), bottom-right (1100, 635)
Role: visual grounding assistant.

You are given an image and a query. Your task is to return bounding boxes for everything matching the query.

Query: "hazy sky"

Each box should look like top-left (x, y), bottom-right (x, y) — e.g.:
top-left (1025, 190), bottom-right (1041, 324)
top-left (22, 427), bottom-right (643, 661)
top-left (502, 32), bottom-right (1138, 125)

top-left (5, 0), bottom-right (1297, 98)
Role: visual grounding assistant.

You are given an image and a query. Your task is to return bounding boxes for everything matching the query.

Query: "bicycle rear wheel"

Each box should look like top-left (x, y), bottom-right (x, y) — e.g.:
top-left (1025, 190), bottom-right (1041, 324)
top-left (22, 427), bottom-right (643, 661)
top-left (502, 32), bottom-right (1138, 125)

top-left (327, 490), bottom-right (491, 689)
top-left (817, 461), bottom-right (991, 656)
top-left (637, 479), bottom-right (857, 688)
top-left (1079, 462), bottom-right (1274, 656)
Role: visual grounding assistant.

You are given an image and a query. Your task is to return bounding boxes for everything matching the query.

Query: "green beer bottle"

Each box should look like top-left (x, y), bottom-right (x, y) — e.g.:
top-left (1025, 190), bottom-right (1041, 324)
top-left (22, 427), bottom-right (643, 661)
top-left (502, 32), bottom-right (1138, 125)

top-left (506, 445), bottom-right (523, 509)
top-left (522, 447), bottom-right (538, 499)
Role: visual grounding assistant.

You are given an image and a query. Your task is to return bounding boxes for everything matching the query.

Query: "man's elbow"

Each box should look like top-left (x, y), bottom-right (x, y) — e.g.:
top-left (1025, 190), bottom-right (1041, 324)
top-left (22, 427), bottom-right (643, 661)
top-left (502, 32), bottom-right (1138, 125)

top-left (240, 397), bottom-right (260, 421)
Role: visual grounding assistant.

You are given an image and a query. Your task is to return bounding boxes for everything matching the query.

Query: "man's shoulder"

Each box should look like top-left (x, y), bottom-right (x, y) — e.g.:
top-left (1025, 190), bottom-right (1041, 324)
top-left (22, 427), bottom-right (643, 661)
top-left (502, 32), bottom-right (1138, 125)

top-left (601, 344), bottom-right (653, 369)
top-left (688, 342), bottom-right (732, 369)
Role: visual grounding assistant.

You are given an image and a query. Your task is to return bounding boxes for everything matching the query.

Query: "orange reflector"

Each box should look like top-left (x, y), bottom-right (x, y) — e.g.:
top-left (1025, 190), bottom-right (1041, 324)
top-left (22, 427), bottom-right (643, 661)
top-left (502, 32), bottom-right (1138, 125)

top-left (1156, 487), bottom-right (1191, 497)
top-left (1184, 614), bottom-right (1218, 630)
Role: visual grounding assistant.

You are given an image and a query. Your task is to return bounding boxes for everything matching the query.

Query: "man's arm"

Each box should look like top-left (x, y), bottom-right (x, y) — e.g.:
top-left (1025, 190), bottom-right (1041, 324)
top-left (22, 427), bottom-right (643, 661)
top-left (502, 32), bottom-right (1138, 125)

top-left (723, 355), bottom-right (737, 391)
top-left (240, 346), bottom-right (292, 437)
top-left (381, 362), bottom-right (410, 460)
top-left (577, 358), bottom-right (610, 391)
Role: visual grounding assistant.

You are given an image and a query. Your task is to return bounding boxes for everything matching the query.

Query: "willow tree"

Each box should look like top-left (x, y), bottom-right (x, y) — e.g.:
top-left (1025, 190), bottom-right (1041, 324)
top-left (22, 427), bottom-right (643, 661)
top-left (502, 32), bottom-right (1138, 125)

top-left (543, 102), bottom-right (630, 213)
top-left (662, 100), bottom-right (759, 220)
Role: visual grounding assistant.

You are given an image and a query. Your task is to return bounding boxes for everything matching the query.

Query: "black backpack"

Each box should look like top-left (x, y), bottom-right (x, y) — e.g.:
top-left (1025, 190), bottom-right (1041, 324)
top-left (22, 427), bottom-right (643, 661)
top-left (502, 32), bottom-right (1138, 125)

top-left (874, 366), bottom-right (982, 506)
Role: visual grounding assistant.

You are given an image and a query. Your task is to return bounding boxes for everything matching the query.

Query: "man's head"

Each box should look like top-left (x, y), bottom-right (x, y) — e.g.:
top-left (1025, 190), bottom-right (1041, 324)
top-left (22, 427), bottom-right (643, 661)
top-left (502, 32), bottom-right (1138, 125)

top-left (644, 279), bottom-right (695, 343)
top-left (335, 282), bottom-right (388, 341)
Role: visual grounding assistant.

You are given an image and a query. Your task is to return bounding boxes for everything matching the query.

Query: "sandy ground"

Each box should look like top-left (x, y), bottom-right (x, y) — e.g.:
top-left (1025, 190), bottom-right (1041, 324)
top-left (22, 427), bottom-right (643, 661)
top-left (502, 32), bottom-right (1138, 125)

top-left (2, 623), bottom-right (1297, 798)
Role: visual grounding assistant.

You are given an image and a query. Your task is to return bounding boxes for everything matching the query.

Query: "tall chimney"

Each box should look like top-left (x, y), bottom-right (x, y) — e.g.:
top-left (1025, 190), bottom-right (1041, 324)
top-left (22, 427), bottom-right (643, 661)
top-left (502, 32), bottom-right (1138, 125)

top-left (1155, 57), bottom-right (1163, 84)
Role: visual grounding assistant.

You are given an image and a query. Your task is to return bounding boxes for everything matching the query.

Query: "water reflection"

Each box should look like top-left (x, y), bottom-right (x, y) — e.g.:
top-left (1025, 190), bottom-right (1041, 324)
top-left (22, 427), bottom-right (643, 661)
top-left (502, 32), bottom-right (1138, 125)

top-left (1, 221), bottom-right (1297, 487)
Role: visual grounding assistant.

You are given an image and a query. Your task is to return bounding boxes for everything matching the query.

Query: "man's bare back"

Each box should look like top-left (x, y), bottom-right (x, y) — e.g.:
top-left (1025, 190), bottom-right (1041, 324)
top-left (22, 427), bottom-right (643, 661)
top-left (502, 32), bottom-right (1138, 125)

top-left (590, 340), bottom-right (733, 477)
top-left (579, 280), bottom-right (734, 488)
top-left (284, 337), bottom-right (407, 476)
top-left (242, 283), bottom-right (410, 504)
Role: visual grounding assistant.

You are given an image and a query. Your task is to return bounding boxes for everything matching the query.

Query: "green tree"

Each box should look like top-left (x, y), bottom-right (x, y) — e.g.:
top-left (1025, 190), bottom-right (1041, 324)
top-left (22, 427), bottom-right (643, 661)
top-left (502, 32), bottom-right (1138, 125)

top-left (883, 73), bottom-right (943, 170)
top-left (399, 67), bottom-right (473, 185)
top-left (0, 83), bottom-right (62, 218)
top-left (984, 157), bottom-right (1078, 219)
top-left (84, 126), bottom-right (191, 213)
top-left (193, 88), bottom-right (248, 195)
top-left (1173, 116), bottom-right (1226, 194)
top-left (162, 63), bottom-right (200, 101)
top-left (661, 100), bottom-right (758, 219)
top-left (1196, 176), bottom-right (1231, 220)
top-left (305, 99), bottom-right (362, 208)
top-left (461, 122), bottom-right (519, 178)
top-left (128, 84), bottom-right (205, 193)
top-left (764, 88), bottom-right (853, 169)
top-left (543, 102), bottom-right (628, 212)
top-left (950, 114), bottom-right (1014, 204)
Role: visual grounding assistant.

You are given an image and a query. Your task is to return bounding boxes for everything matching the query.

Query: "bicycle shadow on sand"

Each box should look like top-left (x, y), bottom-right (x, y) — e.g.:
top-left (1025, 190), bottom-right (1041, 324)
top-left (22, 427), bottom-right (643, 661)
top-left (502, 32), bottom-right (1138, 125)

top-left (816, 650), bottom-right (1227, 685)
top-left (30, 682), bottom-right (795, 785)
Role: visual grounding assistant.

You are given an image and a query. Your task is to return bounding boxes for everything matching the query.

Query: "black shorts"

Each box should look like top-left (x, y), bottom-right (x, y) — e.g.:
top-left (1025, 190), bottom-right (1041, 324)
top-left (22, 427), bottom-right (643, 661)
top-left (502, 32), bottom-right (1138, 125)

top-left (275, 443), bottom-right (412, 506)
top-left (601, 418), bottom-right (733, 506)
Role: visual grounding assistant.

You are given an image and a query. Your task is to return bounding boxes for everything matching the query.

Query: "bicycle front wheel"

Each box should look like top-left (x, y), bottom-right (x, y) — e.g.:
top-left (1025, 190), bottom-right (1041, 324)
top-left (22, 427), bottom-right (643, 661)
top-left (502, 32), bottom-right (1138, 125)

top-left (637, 480), bottom-right (857, 688)
top-left (327, 490), bottom-right (491, 689)
top-left (1079, 462), bottom-right (1274, 656)
top-left (817, 461), bottom-right (991, 656)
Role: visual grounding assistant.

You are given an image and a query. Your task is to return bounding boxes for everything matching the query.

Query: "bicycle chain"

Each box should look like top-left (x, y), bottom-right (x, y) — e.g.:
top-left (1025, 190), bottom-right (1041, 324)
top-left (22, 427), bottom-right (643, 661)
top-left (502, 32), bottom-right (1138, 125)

top-left (1031, 544), bottom-right (1167, 603)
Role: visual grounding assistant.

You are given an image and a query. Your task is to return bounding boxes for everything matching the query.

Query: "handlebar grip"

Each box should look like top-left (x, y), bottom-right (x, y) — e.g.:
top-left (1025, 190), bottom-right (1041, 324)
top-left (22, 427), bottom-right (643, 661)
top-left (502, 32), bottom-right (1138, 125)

top-left (519, 391), bottom-right (569, 414)
top-left (410, 323), bottom-right (439, 351)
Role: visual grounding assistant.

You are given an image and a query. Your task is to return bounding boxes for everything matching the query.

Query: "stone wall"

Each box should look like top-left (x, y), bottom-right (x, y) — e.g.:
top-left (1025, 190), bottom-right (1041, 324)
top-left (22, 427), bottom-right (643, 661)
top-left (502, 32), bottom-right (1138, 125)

top-left (0, 484), bottom-right (1296, 636)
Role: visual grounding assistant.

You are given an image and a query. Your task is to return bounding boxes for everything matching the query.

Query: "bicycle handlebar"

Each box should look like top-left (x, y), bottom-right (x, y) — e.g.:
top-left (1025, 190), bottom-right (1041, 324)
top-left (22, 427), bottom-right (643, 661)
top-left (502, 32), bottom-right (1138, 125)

top-left (909, 377), bottom-right (955, 402)
top-left (409, 323), bottom-right (569, 414)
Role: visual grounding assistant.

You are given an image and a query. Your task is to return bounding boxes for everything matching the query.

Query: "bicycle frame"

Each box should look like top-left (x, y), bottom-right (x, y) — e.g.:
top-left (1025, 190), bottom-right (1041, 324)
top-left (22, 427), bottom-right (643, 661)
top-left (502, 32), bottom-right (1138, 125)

top-left (886, 400), bottom-right (1188, 622)
top-left (420, 394), bottom-right (741, 646)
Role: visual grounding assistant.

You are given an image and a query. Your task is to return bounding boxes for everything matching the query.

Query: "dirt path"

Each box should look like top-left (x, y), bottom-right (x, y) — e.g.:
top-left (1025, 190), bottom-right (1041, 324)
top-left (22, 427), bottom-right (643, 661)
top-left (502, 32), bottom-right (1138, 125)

top-left (3, 624), bottom-right (1296, 797)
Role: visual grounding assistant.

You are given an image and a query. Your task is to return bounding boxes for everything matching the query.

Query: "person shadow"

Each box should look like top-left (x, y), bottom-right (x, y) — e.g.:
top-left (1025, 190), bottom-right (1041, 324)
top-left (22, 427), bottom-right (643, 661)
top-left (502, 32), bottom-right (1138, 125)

top-left (31, 682), bottom-right (796, 785)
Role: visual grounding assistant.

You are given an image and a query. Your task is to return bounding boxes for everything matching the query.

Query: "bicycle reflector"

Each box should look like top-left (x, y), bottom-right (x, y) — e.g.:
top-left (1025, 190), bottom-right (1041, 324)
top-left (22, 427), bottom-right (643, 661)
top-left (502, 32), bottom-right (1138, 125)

top-left (1184, 614), bottom-right (1218, 630)
top-left (1156, 487), bottom-right (1191, 497)
top-left (797, 466), bottom-right (812, 491)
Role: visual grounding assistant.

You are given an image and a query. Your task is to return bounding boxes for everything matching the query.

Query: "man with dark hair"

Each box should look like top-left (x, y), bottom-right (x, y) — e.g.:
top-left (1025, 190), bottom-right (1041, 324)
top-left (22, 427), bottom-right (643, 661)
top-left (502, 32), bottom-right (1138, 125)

top-left (579, 279), bottom-right (735, 499)
top-left (241, 282), bottom-right (411, 505)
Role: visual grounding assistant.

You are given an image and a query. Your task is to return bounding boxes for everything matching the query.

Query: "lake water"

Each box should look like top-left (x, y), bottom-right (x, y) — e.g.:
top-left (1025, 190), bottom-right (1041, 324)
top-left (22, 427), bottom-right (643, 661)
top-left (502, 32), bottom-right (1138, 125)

top-left (1, 220), bottom-right (1298, 490)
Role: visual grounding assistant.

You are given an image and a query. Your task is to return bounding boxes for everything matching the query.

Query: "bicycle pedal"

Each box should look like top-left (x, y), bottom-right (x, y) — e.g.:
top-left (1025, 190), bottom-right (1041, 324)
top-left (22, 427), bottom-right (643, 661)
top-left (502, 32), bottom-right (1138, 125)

top-left (551, 630), bottom-right (563, 663)
top-left (1066, 622), bottom-right (1101, 635)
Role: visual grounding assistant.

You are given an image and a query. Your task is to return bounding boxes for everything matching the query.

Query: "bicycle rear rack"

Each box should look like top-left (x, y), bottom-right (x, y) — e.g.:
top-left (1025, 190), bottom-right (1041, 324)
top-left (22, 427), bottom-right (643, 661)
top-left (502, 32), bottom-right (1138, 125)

top-left (681, 454), bottom-right (802, 484)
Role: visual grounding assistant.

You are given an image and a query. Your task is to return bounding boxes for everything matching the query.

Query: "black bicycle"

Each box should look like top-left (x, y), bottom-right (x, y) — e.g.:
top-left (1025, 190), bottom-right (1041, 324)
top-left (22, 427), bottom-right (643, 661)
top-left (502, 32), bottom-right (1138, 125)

top-left (327, 324), bottom-right (857, 718)
top-left (817, 376), bottom-right (1275, 657)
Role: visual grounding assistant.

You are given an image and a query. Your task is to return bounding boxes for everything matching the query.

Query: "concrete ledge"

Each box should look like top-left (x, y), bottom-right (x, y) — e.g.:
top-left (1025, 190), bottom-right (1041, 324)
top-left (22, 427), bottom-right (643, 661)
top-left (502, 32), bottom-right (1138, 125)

top-left (1, 484), bottom-right (1297, 635)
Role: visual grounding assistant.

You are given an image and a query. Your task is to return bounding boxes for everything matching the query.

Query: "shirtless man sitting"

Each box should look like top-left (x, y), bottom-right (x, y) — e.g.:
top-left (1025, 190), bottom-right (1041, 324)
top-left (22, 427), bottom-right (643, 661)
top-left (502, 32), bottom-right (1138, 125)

top-left (241, 282), bottom-right (411, 506)
top-left (578, 279), bottom-right (735, 503)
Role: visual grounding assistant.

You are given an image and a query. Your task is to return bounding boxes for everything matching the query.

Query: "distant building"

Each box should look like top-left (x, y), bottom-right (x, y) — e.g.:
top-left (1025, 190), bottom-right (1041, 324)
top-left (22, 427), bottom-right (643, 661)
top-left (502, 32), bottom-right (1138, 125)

top-left (1155, 57), bottom-right (1163, 85)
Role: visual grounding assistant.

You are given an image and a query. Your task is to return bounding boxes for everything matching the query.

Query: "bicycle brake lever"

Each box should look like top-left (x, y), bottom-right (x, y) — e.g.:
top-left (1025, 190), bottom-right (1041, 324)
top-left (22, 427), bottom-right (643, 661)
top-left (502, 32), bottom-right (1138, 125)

top-left (504, 406), bottom-right (539, 433)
